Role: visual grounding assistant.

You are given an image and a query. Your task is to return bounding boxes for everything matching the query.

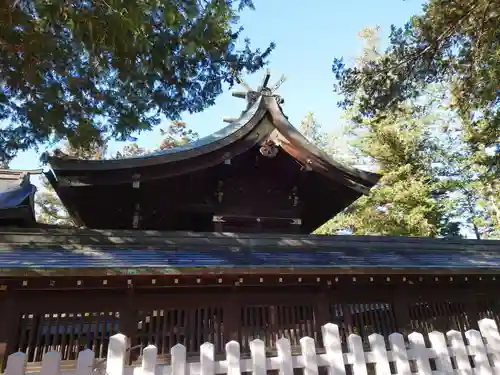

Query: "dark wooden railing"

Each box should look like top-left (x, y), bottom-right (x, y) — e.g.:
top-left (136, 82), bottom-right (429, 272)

top-left (6, 289), bottom-right (500, 370)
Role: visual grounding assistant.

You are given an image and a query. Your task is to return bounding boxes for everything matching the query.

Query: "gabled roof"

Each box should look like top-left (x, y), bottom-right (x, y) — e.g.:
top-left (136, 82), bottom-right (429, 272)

top-left (45, 74), bottom-right (382, 232)
top-left (49, 96), bottom-right (267, 171)
top-left (47, 92), bottom-right (380, 194)
top-left (0, 169), bottom-right (40, 225)
top-left (0, 227), bottom-right (499, 276)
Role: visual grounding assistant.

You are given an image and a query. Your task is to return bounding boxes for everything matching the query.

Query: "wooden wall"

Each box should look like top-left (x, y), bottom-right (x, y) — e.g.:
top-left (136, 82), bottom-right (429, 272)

top-left (3, 281), bottom-right (500, 368)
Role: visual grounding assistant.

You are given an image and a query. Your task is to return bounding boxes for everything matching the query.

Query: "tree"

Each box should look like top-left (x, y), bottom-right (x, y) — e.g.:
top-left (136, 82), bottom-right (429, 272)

top-left (332, 6), bottom-right (500, 236)
top-left (311, 28), bottom-right (462, 237)
top-left (313, 102), bottom-right (460, 237)
top-left (300, 112), bottom-right (329, 149)
top-left (332, 0), bottom-right (499, 141)
top-left (0, 0), bottom-right (274, 164)
top-left (36, 121), bottom-right (199, 225)
top-left (437, 119), bottom-right (500, 239)
top-left (158, 120), bottom-right (199, 150)
top-left (113, 143), bottom-right (149, 159)
top-left (300, 112), bottom-right (358, 165)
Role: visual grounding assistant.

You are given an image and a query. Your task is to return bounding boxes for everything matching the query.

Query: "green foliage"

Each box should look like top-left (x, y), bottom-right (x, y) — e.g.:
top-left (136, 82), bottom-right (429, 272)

top-left (158, 120), bottom-right (199, 149)
top-left (300, 112), bottom-right (358, 165)
top-left (36, 176), bottom-right (75, 226)
top-left (332, 6), bottom-right (500, 237)
top-left (315, 102), bottom-right (460, 237)
top-left (313, 28), bottom-right (462, 237)
top-left (300, 112), bottom-right (329, 150)
top-left (333, 0), bottom-right (499, 138)
top-left (434, 118), bottom-right (500, 239)
top-left (113, 143), bottom-right (148, 159)
top-left (0, 0), bottom-right (274, 164)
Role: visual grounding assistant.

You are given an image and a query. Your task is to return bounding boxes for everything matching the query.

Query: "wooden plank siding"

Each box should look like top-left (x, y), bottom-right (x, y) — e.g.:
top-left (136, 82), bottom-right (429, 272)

top-left (2, 281), bottom-right (500, 370)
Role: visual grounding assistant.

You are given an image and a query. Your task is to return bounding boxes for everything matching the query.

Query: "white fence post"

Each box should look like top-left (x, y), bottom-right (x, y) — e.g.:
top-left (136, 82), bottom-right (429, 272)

top-left (300, 337), bottom-right (318, 375)
top-left (348, 334), bottom-right (367, 375)
top-left (250, 339), bottom-right (266, 375)
top-left (106, 333), bottom-right (127, 375)
top-left (466, 329), bottom-right (494, 375)
top-left (322, 323), bottom-right (345, 375)
top-left (369, 333), bottom-right (390, 375)
top-left (5, 352), bottom-right (26, 375)
top-left (200, 342), bottom-right (215, 375)
top-left (408, 332), bottom-right (432, 375)
top-left (479, 318), bottom-right (500, 371)
top-left (142, 345), bottom-right (157, 375)
top-left (40, 352), bottom-right (61, 375)
top-left (276, 337), bottom-right (293, 375)
top-left (171, 344), bottom-right (187, 375)
top-left (75, 349), bottom-right (94, 375)
top-left (225, 341), bottom-right (240, 375)
top-left (428, 331), bottom-right (454, 375)
top-left (388, 332), bottom-right (411, 375)
top-left (447, 330), bottom-right (473, 375)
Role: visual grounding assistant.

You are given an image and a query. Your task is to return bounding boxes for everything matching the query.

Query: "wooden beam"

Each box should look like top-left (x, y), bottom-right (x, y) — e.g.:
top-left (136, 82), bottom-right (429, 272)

top-left (231, 91), bottom-right (247, 99)
top-left (0, 292), bottom-right (19, 371)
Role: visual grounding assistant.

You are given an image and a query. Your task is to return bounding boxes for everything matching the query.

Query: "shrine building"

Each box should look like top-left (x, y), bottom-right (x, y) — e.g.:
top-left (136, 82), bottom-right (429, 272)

top-left (0, 73), bottom-right (499, 371)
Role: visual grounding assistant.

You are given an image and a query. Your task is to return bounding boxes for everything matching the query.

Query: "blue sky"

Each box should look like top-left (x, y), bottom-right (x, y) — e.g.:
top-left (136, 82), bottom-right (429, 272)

top-left (10, 0), bottom-right (426, 172)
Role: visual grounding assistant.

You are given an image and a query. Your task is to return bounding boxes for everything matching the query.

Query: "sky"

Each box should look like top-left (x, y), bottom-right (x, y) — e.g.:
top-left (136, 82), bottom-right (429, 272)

top-left (10, 0), bottom-right (427, 174)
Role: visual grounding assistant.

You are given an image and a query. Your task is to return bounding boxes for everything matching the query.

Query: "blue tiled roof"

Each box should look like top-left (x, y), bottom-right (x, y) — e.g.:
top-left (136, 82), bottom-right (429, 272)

top-left (0, 173), bottom-right (36, 210)
top-left (0, 246), bottom-right (500, 270)
top-left (0, 228), bottom-right (499, 274)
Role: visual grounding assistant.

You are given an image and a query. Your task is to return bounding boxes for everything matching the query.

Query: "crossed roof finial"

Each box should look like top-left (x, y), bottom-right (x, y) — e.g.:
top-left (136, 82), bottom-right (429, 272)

top-left (223, 70), bottom-right (286, 124)
top-left (231, 69), bottom-right (286, 105)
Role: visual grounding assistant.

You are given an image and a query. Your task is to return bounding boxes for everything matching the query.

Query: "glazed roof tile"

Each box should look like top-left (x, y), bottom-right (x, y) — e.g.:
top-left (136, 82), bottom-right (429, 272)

top-left (0, 228), bottom-right (499, 276)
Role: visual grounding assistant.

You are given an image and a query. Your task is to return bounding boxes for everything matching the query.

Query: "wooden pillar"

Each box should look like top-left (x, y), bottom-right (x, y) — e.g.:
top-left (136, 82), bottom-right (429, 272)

top-left (118, 289), bottom-right (137, 364)
top-left (315, 292), bottom-right (330, 325)
top-left (223, 289), bottom-right (241, 342)
top-left (314, 291), bottom-right (331, 345)
top-left (0, 292), bottom-right (20, 371)
top-left (393, 287), bottom-right (412, 335)
top-left (464, 288), bottom-right (481, 330)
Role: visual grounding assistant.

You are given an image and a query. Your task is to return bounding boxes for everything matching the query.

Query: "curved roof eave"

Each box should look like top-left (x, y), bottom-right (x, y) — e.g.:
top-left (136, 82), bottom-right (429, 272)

top-left (263, 96), bottom-right (382, 189)
top-left (48, 96), bottom-right (268, 172)
top-left (0, 177), bottom-right (37, 210)
top-left (47, 94), bottom-right (381, 196)
top-left (0, 169), bottom-right (38, 210)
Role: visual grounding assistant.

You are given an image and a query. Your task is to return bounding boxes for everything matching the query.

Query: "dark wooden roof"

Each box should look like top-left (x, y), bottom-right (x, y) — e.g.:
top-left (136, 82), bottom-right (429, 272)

top-left (0, 169), bottom-right (40, 226)
top-left (46, 87), bottom-right (381, 232)
top-left (47, 95), bottom-right (379, 191)
top-left (0, 227), bottom-right (499, 276)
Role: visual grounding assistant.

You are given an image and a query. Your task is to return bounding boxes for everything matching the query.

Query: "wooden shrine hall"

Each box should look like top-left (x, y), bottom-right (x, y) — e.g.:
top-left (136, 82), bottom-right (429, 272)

top-left (0, 73), bottom-right (500, 370)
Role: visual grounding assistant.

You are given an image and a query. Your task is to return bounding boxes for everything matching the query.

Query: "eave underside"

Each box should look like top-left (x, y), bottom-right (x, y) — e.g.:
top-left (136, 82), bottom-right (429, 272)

top-left (50, 142), bottom-right (363, 232)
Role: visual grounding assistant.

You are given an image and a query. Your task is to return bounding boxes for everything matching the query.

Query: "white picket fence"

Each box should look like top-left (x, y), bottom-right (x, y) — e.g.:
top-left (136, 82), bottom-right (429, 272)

top-left (5, 318), bottom-right (500, 375)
